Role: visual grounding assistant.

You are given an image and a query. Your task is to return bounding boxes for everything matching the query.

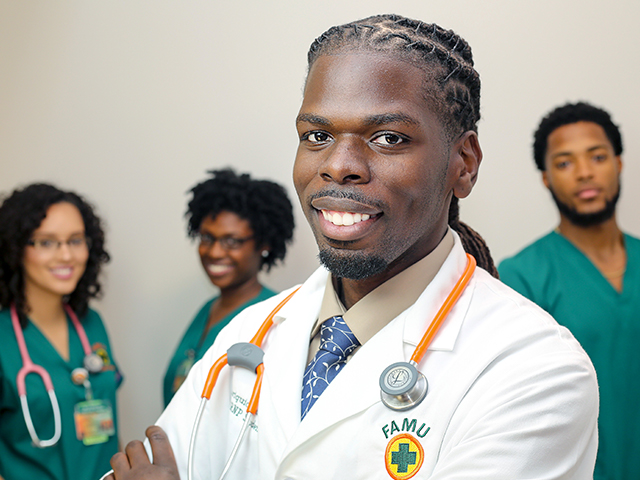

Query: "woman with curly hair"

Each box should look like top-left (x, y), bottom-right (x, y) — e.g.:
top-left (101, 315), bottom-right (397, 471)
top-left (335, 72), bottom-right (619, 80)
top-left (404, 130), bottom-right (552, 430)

top-left (162, 168), bottom-right (295, 406)
top-left (0, 183), bottom-right (120, 480)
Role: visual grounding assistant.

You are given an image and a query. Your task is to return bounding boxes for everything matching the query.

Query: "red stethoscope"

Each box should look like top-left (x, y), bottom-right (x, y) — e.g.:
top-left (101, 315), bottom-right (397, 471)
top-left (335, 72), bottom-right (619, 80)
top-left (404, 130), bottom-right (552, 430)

top-left (187, 253), bottom-right (477, 480)
top-left (10, 303), bottom-right (104, 448)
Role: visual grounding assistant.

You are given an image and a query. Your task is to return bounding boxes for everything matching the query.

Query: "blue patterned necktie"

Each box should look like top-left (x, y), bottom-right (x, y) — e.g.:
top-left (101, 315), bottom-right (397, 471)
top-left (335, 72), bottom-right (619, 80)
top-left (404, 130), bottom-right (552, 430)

top-left (301, 315), bottom-right (360, 419)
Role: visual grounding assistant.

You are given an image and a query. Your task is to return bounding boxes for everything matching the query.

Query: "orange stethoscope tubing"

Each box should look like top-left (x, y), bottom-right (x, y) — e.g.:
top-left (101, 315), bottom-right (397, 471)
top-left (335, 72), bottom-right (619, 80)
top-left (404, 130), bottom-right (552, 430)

top-left (188, 287), bottom-right (301, 480)
top-left (410, 253), bottom-right (476, 364)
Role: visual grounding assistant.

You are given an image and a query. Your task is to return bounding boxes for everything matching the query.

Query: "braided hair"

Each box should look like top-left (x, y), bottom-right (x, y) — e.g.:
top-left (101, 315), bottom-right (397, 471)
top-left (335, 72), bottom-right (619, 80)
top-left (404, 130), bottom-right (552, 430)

top-left (307, 14), bottom-right (498, 277)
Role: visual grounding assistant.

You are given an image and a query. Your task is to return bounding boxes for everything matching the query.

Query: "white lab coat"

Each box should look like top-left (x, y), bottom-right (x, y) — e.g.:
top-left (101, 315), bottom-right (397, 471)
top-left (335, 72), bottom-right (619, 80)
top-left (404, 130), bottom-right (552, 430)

top-left (156, 234), bottom-right (598, 479)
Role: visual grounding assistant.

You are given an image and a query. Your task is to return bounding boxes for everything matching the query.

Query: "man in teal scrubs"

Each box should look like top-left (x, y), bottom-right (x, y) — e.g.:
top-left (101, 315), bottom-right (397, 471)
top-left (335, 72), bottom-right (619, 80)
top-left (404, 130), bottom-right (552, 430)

top-left (499, 102), bottom-right (640, 480)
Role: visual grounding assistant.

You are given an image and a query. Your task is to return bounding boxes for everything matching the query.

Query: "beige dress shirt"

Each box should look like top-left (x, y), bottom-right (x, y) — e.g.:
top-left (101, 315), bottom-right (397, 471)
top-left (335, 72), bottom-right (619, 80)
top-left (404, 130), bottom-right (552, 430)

top-left (306, 230), bottom-right (454, 363)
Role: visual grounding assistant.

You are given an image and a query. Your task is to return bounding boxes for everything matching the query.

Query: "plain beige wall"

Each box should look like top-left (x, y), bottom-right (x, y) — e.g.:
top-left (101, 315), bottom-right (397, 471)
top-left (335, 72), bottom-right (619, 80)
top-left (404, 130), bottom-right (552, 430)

top-left (2, 0), bottom-right (639, 444)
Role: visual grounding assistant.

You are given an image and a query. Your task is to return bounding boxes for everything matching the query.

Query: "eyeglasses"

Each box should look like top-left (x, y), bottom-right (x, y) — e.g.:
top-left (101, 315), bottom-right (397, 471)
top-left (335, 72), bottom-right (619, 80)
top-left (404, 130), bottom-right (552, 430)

top-left (26, 236), bottom-right (91, 254)
top-left (197, 233), bottom-right (255, 250)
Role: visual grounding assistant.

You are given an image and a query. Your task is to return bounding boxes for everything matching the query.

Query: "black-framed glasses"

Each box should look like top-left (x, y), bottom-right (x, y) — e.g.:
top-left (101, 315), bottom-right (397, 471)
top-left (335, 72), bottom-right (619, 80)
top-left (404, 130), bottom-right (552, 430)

top-left (26, 236), bottom-right (91, 254)
top-left (197, 233), bottom-right (255, 250)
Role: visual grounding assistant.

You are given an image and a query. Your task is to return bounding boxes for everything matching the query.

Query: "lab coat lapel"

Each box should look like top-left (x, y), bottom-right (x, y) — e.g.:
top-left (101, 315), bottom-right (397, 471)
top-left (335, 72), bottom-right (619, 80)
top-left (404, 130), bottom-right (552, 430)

top-left (258, 268), bottom-right (327, 454)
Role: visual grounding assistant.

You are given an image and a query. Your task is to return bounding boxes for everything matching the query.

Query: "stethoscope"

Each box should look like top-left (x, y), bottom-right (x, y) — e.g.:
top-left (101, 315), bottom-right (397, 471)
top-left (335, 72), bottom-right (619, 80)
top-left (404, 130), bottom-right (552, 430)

top-left (185, 253), bottom-right (476, 480)
top-left (10, 303), bottom-right (104, 448)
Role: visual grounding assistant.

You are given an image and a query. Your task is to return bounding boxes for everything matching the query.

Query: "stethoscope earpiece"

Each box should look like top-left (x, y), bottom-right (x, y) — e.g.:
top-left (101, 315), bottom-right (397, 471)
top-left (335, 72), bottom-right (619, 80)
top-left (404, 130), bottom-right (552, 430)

top-left (379, 361), bottom-right (428, 411)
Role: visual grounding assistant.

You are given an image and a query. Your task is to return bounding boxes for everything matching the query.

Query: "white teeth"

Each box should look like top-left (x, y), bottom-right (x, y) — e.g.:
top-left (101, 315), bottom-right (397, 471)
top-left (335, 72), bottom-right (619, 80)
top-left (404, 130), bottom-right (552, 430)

top-left (322, 210), bottom-right (373, 226)
top-left (52, 267), bottom-right (72, 274)
top-left (207, 265), bottom-right (231, 274)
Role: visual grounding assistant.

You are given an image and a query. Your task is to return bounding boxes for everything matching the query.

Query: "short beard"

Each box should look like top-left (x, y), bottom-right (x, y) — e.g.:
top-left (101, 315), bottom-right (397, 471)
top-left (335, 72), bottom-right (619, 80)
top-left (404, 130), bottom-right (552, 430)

top-left (318, 248), bottom-right (388, 280)
top-left (550, 186), bottom-right (620, 228)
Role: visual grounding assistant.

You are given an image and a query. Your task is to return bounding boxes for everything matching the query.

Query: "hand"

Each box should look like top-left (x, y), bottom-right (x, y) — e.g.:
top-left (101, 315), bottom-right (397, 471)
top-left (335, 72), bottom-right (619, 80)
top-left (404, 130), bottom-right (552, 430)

top-left (105, 426), bottom-right (180, 480)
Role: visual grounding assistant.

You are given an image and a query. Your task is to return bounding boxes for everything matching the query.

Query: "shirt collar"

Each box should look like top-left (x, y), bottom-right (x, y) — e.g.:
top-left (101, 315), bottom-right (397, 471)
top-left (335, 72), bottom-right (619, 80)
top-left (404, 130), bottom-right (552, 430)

top-left (312, 229), bottom-right (454, 344)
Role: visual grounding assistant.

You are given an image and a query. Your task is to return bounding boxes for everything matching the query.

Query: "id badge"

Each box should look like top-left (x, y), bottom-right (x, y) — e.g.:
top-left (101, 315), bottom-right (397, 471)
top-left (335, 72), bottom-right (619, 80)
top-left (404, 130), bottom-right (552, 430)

top-left (74, 399), bottom-right (115, 446)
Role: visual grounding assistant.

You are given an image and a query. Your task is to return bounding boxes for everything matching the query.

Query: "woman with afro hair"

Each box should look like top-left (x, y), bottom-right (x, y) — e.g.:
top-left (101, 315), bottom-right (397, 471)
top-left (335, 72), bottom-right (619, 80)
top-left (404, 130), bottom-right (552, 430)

top-left (162, 168), bottom-right (294, 406)
top-left (0, 183), bottom-right (120, 480)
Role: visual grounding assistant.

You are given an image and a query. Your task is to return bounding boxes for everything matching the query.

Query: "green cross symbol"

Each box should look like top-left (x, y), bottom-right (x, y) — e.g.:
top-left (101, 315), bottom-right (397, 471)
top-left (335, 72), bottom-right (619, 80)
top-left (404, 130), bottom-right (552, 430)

top-left (391, 442), bottom-right (417, 473)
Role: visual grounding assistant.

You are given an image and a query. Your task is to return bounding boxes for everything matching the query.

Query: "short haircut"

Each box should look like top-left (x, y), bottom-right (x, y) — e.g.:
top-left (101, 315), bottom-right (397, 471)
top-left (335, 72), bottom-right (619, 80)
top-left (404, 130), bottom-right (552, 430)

top-left (186, 168), bottom-right (295, 271)
top-left (0, 183), bottom-right (110, 327)
top-left (533, 102), bottom-right (623, 171)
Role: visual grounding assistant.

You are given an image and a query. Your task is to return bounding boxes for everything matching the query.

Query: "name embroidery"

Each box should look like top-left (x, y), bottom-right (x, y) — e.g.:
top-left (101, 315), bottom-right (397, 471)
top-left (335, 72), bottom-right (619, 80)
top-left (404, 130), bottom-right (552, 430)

top-left (382, 418), bottom-right (430, 439)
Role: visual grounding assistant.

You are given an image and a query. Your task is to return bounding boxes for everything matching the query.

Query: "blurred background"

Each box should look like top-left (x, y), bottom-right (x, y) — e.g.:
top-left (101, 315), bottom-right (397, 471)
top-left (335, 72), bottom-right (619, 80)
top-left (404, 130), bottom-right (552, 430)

top-left (2, 0), bottom-right (638, 443)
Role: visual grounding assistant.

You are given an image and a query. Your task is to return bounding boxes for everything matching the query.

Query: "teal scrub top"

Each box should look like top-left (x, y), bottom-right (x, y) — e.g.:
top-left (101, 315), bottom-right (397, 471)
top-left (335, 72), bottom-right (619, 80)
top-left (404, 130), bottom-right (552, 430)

top-left (499, 231), bottom-right (640, 480)
top-left (163, 286), bottom-right (276, 406)
top-left (0, 308), bottom-right (121, 480)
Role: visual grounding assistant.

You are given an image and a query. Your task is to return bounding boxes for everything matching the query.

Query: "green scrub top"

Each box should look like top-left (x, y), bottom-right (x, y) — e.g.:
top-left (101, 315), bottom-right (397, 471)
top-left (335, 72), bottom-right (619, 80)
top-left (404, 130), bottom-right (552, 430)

top-left (499, 231), bottom-right (640, 480)
top-left (0, 307), bottom-right (121, 480)
top-left (163, 286), bottom-right (276, 406)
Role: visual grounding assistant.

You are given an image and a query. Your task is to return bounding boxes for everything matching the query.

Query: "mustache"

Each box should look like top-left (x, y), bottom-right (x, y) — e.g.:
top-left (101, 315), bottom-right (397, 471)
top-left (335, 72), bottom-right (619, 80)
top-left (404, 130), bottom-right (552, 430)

top-left (307, 188), bottom-right (385, 210)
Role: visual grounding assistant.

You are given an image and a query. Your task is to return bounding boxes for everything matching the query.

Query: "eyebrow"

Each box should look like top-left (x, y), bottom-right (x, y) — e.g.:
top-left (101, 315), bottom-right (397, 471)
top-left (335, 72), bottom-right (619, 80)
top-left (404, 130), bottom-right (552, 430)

top-left (32, 231), bottom-right (86, 238)
top-left (296, 112), bottom-right (419, 127)
top-left (363, 113), bottom-right (419, 126)
top-left (551, 144), bottom-right (610, 158)
top-left (296, 113), bottom-right (332, 126)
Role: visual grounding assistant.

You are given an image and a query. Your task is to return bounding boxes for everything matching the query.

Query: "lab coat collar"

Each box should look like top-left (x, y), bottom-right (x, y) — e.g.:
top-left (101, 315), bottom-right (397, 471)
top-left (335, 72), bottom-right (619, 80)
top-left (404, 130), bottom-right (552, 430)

top-left (402, 231), bottom-right (474, 352)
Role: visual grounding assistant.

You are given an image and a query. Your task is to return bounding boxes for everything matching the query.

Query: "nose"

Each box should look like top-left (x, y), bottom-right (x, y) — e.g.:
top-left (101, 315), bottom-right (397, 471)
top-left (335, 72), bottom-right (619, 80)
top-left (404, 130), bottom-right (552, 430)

top-left (575, 156), bottom-right (595, 180)
top-left (200, 240), bottom-right (227, 258)
top-left (320, 137), bottom-right (371, 185)
top-left (56, 242), bottom-right (73, 260)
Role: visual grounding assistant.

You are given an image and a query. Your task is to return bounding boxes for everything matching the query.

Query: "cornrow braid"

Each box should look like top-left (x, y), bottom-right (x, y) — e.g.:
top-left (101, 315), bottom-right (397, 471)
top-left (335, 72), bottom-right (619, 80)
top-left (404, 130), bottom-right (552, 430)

top-left (448, 197), bottom-right (498, 278)
top-left (307, 14), bottom-right (481, 138)
top-left (307, 14), bottom-right (498, 278)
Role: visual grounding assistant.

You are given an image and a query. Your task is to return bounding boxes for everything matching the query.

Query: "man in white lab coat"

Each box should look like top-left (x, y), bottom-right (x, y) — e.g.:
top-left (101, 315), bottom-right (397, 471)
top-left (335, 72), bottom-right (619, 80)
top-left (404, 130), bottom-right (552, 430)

top-left (108, 14), bottom-right (598, 480)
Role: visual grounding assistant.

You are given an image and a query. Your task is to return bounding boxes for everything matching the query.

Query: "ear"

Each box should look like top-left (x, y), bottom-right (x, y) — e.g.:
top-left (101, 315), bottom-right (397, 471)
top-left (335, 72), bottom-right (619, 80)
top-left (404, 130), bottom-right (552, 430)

top-left (452, 131), bottom-right (482, 199)
top-left (616, 155), bottom-right (623, 174)
top-left (542, 170), bottom-right (550, 190)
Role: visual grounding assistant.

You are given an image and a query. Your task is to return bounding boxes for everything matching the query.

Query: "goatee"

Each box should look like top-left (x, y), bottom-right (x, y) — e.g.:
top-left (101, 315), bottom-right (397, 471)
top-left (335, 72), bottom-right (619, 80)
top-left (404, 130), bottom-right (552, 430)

top-left (550, 186), bottom-right (620, 228)
top-left (318, 249), bottom-right (388, 280)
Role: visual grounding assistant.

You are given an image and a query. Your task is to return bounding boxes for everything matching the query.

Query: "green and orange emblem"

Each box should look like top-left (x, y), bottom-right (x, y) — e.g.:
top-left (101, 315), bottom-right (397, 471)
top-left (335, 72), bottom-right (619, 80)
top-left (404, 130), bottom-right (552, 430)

top-left (384, 433), bottom-right (424, 479)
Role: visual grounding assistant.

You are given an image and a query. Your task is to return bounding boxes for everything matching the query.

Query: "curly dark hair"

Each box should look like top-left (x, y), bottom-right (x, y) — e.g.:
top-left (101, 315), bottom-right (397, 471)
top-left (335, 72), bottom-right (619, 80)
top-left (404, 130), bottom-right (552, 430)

top-left (0, 183), bottom-right (110, 328)
top-left (186, 168), bottom-right (295, 271)
top-left (533, 101), bottom-right (623, 171)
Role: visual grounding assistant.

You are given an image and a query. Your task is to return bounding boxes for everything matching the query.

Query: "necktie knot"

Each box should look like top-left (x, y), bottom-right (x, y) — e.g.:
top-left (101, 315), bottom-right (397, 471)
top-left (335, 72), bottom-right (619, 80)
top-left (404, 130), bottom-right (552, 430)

top-left (319, 315), bottom-right (360, 358)
top-left (301, 316), bottom-right (360, 419)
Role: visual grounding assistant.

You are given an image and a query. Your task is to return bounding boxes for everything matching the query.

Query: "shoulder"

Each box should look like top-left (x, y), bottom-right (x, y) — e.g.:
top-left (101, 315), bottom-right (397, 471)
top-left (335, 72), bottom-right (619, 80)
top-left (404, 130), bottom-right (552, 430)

top-left (203, 268), bottom-right (328, 350)
top-left (464, 268), bottom-right (598, 395)
top-left (624, 233), bottom-right (640, 249)
top-left (498, 233), bottom-right (561, 299)
top-left (499, 232), bottom-right (557, 272)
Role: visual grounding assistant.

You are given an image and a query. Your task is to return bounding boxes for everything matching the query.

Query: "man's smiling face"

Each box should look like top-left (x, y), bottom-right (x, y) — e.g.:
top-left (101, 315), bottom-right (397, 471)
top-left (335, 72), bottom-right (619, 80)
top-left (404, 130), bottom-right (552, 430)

top-left (293, 52), bottom-right (466, 285)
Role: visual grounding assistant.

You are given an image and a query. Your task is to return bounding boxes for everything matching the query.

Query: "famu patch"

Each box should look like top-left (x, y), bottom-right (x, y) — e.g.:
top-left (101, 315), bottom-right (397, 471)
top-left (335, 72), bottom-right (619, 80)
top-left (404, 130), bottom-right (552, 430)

top-left (384, 433), bottom-right (424, 480)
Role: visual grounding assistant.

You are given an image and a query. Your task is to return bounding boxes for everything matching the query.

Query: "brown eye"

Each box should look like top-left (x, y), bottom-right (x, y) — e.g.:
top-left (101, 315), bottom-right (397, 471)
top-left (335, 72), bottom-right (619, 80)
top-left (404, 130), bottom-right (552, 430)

top-left (372, 133), bottom-right (404, 146)
top-left (305, 131), bottom-right (331, 143)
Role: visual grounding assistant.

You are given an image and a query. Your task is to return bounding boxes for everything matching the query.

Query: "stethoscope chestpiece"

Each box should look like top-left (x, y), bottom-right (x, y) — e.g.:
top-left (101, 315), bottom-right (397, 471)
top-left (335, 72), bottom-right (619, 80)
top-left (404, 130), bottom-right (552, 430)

top-left (379, 361), bottom-right (428, 411)
top-left (83, 353), bottom-right (104, 374)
